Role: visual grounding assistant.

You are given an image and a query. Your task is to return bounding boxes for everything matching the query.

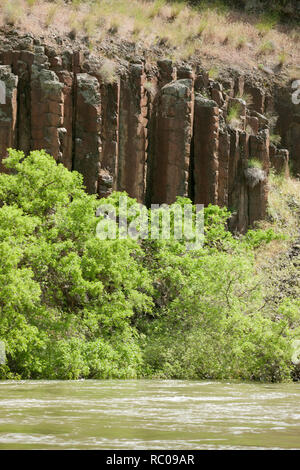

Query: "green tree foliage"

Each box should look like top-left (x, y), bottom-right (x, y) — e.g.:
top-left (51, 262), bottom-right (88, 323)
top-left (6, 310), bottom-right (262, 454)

top-left (0, 150), bottom-right (298, 381)
top-left (0, 150), bottom-right (153, 379)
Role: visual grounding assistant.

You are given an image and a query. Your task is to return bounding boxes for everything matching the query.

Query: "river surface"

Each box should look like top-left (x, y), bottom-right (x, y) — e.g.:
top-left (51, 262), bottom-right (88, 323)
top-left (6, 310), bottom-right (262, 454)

top-left (0, 380), bottom-right (299, 449)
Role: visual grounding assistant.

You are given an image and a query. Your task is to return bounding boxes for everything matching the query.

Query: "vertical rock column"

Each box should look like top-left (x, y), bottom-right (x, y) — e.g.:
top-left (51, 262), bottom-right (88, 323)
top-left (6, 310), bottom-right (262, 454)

top-left (56, 70), bottom-right (74, 170)
top-left (269, 145), bottom-right (289, 176)
top-left (15, 51), bottom-right (34, 155)
top-left (244, 83), bottom-right (265, 114)
top-left (99, 79), bottom-right (120, 197)
top-left (157, 59), bottom-right (176, 88)
top-left (237, 131), bottom-right (249, 232)
top-left (46, 49), bottom-right (76, 170)
top-left (227, 129), bottom-right (250, 232)
top-left (31, 68), bottom-right (64, 160)
top-left (218, 129), bottom-right (230, 207)
top-left (118, 64), bottom-right (148, 202)
top-left (74, 73), bottom-right (102, 194)
top-left (274, 86), bottom-right (300, 176)
top-left (146, 60), bottom-right (176, 206)
top-left (193, 95), bottom-right (219, 206)
top-left (228, 128), bottom-right (240, 209)
top-left (0, 65), bottom-right (18, 170)
top-left (247, 129), bottom-right (270, 225)
top-left (151, 79), bottom-right (193, 204)
top-left (144, 69), bottom-right (159, 207)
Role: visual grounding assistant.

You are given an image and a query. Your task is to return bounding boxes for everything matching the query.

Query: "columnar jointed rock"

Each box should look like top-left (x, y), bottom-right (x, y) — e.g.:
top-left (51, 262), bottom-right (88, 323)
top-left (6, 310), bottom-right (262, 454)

top-left (74, 73), bottom-right (102, 194)
top-left (247, 130), bottom-right (270, 225)
top-left (193, 95), bottom-right (219, 206)
top-left (100, 80), bottom-right (120, 195)
top-left (0, 65), bottom-right (18, 171)
top-left (236, 131), bottom-right (249, 232)
top-left (269, 145), bottom-right (289, 177)
top-left (244, 83), bottom-right (265, 114)
top-left (0, 42), bottom-right (295, 231)
top-left (15, 51), bottom-right (34, 155)
top-left (56, 70), bottom-right (74, 170)
top-left (30, 68), bottom-right (64, 160)
top-left (118, 64), bottom-right (148, 202)
top-left (151, 79), bottom-right (193, 204)
top-left (217, 129), bottom-right (230, 207)
top-left (157, 59), bottom-right (176, 88)
top-left (275, 85), bottom-right (300, 176)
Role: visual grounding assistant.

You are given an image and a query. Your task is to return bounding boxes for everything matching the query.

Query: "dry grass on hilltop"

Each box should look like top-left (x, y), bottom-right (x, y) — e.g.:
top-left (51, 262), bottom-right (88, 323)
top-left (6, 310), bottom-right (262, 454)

top-left (0, 0), bottom-right (299, 74)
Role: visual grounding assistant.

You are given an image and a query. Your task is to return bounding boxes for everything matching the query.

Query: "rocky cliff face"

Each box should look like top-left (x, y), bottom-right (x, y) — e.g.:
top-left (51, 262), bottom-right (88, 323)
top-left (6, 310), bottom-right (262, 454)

top-left (0, 39), bottom-right (297, 231)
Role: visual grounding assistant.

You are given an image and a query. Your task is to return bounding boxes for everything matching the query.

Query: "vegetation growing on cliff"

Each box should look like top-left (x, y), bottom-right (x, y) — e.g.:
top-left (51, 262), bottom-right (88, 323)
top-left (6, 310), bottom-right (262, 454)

top-left (0, 150), bottom-right (299, 381)
top-left (0, 0), bottom-right (299, 72)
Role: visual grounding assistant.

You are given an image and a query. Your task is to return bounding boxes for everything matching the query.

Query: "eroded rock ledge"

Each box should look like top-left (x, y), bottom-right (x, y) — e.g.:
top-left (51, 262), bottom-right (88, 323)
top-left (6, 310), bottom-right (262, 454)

top-left (0, 41), bottom-right (298, 232)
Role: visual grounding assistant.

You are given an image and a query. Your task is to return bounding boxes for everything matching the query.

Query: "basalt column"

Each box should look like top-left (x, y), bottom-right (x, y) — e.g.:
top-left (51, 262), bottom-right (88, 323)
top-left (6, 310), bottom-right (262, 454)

top-left (74, 73), bottom-right (102, 194)
top-left (14, 51), bottom-right (34, 155)
top-left (237, 131), bottom-right (249, 232)
top-left (99, 79), bottom-right (120, 197)
top-left (45, 48), bottom-right (74, 169)
top-left (0, 50), bottom-right (34, 155)
top-left (269, 145), bottom-right (289, 177)
top-left (151, 79), bottom-right (193, 204)
top-left (248, 129), bottom-right (270, 225)
top-left (227, 129), bottom-right (250, 232)
top-left (157, 59), bottom-right (177, 88)
top-left (0, 65), bottom-right (18, 171)
top-left (56, 70), bottom-right (74, 170)
top-left (118, 64), bottom-right (148, 203)
top-left (193, 96), bottom-right (219, 206)
top-left (218, 129), bottom-right (230, 208)
top-left (146, 60), bottom-right (176, 206)
top-left (275, 86), bottom-right (300, 176)
top-left (30, 68), bottom-right (64, 160)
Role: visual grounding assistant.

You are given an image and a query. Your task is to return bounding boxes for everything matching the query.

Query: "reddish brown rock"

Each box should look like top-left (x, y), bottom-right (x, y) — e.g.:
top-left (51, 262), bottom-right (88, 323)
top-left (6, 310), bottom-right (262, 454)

top-left (246, 115), bottom-right (259, 134)
top-left (285, 121), bottom-right (300, 176)
top-left (247, 130), bottom-right (270, 225)
top-left (14, 52), bottom-right (34, 154)
top-left (211, 88), bottom-right (224, 107)
top-left (118, 64), bottom-right (148, 202)
top-left (227, 129), bottom-right (249, 232)
top-left (218, 129), bottom-right (230, 207)
top-left (0, 44), bottom-right (296, 232)
top-left (56, 70), bottom-right (74, 169)
top-left (30, 67), bottom-right (64, 160)
top-left (0, 65), bottom-right (18, 170)
top-left (269, 145), bottom-right (289, 176)
top-left (194, 67), bottom-right (209, 93)
top-left (227, 97), bottom-right (247, 130)
top-left (244, 83), bottom-right (265, 114)
top-left (73, 73), bottom-right (102, 194)
top-left (177, 65), bottom-right (194, 81)
top-left (193, 95), bottom-right (219, 206)
top-left (234, 74), bottom-right (244, 98)
top-left (151, 79), bottom-right (193, 204)
top-left (157, 59), bottom-right (176, 88)
top-left (100, 79), bottom-right (120, 194)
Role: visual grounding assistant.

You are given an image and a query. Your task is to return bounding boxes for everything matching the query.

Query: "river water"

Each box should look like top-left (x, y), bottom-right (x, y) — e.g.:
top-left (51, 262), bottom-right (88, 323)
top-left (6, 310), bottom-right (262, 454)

top-left (0, 380), bottom-right (299, 449)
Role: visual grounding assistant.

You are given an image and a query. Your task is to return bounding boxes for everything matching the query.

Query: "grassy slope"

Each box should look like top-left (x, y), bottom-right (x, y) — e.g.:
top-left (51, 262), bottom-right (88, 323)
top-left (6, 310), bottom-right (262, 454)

top-left (0, 0), bottom-right (299, 78)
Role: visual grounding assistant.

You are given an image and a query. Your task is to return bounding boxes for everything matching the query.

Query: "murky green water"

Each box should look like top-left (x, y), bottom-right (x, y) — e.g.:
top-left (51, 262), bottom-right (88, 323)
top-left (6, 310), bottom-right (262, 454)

top-left (0, 380), bottom-right (299, 449)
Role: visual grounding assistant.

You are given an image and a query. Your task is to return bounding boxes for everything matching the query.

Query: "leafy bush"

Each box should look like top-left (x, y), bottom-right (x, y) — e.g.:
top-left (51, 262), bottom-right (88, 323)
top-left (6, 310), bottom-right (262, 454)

top-left (0, 149), bottom-right (152, 379)
top-left (0, 150), bottom-right (298, 381)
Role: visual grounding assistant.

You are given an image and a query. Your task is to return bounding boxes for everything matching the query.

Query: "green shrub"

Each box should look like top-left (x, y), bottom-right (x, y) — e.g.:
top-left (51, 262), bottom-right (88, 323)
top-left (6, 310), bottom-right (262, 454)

top-left (0, 150), bottom-right (298, 381)
top-left (248, 158), bottom-right (263, 169)
top-left (0, 149), bottom-right (152, 379)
